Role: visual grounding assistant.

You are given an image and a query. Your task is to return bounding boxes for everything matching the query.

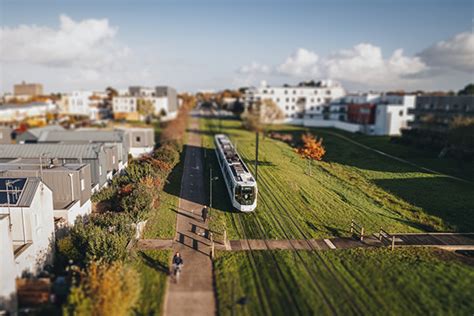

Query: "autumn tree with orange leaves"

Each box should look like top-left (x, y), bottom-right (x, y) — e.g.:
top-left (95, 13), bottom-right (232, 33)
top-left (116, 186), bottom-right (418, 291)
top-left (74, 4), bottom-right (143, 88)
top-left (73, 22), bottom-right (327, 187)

top-left (296, 133), bottom-right (326, 175)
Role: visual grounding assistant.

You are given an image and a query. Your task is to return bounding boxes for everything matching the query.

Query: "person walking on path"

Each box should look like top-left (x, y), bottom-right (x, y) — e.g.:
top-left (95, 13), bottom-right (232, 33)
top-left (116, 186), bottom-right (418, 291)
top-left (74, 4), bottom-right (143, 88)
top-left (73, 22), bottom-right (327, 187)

top-left (201, 205), bottom-right (209, 223)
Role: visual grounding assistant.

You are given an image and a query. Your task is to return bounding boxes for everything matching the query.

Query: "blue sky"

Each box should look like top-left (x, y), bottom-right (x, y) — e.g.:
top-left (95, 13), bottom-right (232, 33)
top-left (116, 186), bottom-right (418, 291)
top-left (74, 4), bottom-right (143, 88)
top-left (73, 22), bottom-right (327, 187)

top-left (1, 0), bottom-right (472, 93)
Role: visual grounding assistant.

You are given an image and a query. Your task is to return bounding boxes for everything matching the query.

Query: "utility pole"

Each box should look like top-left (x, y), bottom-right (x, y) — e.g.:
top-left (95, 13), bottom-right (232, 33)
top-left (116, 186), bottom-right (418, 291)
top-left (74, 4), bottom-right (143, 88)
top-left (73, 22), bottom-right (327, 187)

top-left (255, 132), bottom-right (259, 182)
top-left (210, 168), bottom-right (213, 209)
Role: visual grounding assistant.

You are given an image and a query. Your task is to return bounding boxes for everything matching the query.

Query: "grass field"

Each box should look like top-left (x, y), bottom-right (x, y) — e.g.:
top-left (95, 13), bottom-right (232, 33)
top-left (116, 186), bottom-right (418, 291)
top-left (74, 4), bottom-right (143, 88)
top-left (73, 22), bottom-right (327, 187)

top-left (326, 130), bottom-right (474, 182)
top-left (214, 248), bottom-right (474, 316)
top-left (131, 249), bottom-right (171, 316)
top-left (200, 118), bottom-right (474, 239)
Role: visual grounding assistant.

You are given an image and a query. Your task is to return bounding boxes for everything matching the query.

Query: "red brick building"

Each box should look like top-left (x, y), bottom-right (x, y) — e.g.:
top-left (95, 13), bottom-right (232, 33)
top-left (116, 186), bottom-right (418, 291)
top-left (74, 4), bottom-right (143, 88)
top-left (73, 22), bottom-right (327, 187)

top-left (347, 103), bottom-right (376, 124)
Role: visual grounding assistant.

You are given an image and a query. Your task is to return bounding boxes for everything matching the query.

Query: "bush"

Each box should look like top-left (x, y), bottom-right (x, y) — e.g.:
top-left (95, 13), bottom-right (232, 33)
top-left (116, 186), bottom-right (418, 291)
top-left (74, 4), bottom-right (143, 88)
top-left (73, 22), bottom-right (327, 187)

top-left (63, 261), bottom-right (140, 316)
top-left (57, 214), bottom-right (134, 267)
top-left (120, 185), bottom-right (154, 223)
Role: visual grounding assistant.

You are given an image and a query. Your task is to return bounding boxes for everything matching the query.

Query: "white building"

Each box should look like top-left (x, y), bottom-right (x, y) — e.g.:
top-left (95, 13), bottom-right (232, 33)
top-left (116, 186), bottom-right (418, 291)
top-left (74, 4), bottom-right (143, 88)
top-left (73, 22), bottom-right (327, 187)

top-left (306, 93), bottom-right (416, 136)
top-left (112, 86), bottom-right (179, 122)
top-left (0, 214), bottom-right (17, 313)
top-left (244, 80), bottom-right (346, 123)
top-left (64, 91), bottom-right (108, 121)
top-left (0, 102), bottom-right (57, 123)
top-left (0, 177), bottom-right (55, 277)
top-left (373, 95), bottom-right (415, 135)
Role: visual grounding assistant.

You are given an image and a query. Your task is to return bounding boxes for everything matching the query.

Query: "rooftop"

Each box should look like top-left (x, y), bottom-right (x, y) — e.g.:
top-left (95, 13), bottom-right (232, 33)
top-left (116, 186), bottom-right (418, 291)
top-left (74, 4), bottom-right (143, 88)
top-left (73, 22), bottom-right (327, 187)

top-left (0, 143), bottom-right (104, 159)
top-left (0, 177), bottom-right (41, 207)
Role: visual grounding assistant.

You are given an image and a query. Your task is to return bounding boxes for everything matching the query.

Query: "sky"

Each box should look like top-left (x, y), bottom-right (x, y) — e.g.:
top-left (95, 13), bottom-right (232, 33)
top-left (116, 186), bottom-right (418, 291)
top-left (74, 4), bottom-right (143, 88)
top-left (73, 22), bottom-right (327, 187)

top-left (0, 0), bottom-right (473, 93)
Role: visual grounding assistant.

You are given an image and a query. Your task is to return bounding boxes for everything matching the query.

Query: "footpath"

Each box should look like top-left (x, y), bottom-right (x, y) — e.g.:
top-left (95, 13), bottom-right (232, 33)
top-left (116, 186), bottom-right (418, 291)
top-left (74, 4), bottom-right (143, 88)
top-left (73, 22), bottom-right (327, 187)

top-left (162, 118), bottom-right (216, 316)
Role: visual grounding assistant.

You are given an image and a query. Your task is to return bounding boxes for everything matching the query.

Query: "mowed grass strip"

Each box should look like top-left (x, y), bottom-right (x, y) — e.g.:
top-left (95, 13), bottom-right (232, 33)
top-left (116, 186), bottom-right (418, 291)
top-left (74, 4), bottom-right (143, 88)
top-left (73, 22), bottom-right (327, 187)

top-left (143, 149), bottom-right (185, 239)
top-left (214, 248), bottom-right (474, 316)
top-left (131, 249), bottom-right (171, 316)
top-left (201, 118), bottom-right (474, 239)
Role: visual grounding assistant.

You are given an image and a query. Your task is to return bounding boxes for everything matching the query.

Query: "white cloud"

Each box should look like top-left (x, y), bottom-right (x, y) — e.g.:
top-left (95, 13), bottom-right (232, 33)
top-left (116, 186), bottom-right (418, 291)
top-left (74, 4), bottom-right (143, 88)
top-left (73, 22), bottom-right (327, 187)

top-left (418, 31), bottom-right (474, 72)
top-left (276, 48), bottom-right (319, 77)
top-left (236, 31), bottom-right (474, 89)
top-left (237, 61), bottom-right (270, 74)
top-left (324, 44), bottom-right (427, 85)
top-left (0, 14), bottom-right (129, 70)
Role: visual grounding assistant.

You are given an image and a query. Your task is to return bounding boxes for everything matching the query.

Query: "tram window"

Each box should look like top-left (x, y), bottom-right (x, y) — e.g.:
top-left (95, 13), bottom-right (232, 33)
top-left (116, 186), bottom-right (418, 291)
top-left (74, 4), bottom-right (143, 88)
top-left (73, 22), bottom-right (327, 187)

top-left (235, 185), bottom-right (255, 205)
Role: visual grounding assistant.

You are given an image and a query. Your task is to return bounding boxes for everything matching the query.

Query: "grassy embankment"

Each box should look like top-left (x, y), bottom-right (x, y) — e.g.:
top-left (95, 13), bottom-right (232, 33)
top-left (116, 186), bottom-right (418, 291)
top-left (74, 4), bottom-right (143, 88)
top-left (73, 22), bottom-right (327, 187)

top-left (214, 248), bottom-right (474, 316)
top-left (200, 118), bottom-right (474, 240)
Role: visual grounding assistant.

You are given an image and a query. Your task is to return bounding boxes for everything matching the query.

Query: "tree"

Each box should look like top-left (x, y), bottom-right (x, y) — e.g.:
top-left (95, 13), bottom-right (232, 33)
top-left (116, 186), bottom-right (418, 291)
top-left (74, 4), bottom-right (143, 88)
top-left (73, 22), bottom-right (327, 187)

top-left (242, 99), bottom-right (284, 181)
top-left (137, 98), bottom-right (155, 121)
top-left (458, 83), bottom-right (474, 96)
top-left (105, 87), bottom-right (118, 100)
top-left (63, 261), bottom-right (140, 316)
top-left (296, 133), bottom-right (326, 175)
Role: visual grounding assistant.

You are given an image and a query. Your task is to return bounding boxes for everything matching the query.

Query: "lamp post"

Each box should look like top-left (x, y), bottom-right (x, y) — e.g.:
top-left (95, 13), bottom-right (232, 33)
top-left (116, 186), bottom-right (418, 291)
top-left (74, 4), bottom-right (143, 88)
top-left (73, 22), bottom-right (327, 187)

top-left (209, 168), bottom-right (219, 210)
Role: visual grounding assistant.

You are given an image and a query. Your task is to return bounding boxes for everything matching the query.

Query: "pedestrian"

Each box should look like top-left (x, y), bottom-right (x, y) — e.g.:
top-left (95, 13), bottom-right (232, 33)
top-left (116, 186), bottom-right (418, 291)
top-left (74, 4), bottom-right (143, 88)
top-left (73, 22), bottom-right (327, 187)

top-left (172, 252), bottom-right (184, 281)
top-left (202, 205), bottom-right (209, 223)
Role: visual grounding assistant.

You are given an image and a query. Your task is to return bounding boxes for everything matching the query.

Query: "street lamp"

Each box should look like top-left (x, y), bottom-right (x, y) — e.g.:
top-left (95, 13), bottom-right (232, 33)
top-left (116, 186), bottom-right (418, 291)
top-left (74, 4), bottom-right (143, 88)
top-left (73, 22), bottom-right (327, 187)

top-left (209, 167), bottom-right (219, 210)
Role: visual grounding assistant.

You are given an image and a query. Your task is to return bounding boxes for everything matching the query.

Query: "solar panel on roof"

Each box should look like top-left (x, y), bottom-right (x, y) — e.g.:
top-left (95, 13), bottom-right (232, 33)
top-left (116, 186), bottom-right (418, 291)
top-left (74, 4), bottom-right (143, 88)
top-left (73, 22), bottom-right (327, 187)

top-left (0, 178), bottom-right (27, 191)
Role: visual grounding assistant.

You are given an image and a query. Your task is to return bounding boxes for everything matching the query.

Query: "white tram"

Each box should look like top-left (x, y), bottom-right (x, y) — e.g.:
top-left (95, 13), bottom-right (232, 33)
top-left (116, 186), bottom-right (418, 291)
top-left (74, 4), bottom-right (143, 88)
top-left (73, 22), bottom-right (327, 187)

top-left (214, 134), bottom-right (257, 212)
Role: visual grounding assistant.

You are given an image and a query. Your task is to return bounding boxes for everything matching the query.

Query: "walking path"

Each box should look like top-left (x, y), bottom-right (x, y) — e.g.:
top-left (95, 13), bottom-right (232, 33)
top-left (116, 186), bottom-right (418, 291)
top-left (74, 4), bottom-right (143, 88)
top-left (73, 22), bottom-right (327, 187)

top-left (139, 233), bottom-right (474, 252)
top-left (162, 118), bottom-right (216, 316)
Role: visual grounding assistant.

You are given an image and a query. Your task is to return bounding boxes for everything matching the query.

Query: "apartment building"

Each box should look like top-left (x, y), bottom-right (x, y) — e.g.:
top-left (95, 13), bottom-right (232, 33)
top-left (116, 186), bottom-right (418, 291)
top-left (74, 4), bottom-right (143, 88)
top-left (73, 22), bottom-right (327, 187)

top-left (14, 82), bottom-right (43, 96)
top-left (244, 80), bottom-right (346, 123)
top-left (113, 86), bottom-right (178, 121)
top-left (0, 159), bottom-right (92, 225)
top-left (0, 102), bottom-right (57, 123)
top-left (0, 144), bottom-right (109, 191)
top-left (410, 96), bottom-right (474, 132)
top-left (63, 91), bottom-right (108, 121)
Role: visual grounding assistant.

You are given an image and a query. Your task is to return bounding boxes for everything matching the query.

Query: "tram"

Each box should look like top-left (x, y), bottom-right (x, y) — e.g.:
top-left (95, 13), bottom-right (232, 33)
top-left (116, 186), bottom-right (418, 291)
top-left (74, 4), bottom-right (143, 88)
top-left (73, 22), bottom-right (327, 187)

top-left (214, 134), bottom-right (257, 212)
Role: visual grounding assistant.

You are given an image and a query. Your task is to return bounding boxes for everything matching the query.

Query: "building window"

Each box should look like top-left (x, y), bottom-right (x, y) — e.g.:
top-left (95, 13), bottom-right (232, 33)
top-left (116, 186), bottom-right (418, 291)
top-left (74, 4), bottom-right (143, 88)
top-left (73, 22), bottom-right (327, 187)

top-left (316, 106), bottom-right (320, 111)
top-left (310, 106), bottom-right (314, 111)
top-left (81, 179), bottom-right (85, 191)
top-left (314, 90), bottom-right (318, 95)
top-left (286, 98), bottom-right (289, 102)
top-left (285, 106), bottom-right (289, 110)
top-left (292, 98), bottom-right (295, 102)
top-left (311, 98), bottom-right (314, 103)
top-left (263, 90), bottom-right (267, 94)
top-left (136, 136), bottom-right (141, 142)
top-left (317, 98), bottom-right (321, 102)
top-left (291, 106), bottom-right (295, 110)
top-left (309, 114), bottom-right (313, 119)
top-left (276, 98), bottom-right (280, 102)
top-left (326, 90), bottom-right (331, 95)
top-left (270, 90), bottom-right (274, 94)
top-left (284, 90), bottom-right (288, 94)
top-left (399, 110), bottom-right (403, 116)
top-left (285, 114), bottom-right (289, 118)
top-left (293, 90), bottom-right (296, 94)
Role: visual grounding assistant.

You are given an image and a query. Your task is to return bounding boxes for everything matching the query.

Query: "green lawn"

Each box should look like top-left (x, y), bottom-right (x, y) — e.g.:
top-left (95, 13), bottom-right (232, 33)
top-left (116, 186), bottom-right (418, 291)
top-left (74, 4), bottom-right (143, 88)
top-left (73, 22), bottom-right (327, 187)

top-left (131, 250), bottom-right (171, 316)
top-left (323, 129), bottom-right (474, 182)
top-left (201, 118), bottom-right (474, 239)
top-left (214, 248), bottom-right (474, 316)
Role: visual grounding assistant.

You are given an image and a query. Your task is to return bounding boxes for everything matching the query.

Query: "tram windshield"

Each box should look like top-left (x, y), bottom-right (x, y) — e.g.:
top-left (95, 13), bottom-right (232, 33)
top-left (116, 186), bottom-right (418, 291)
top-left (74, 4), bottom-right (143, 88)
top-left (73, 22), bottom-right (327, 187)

top-left (235, 185), bottom-right (255, 205)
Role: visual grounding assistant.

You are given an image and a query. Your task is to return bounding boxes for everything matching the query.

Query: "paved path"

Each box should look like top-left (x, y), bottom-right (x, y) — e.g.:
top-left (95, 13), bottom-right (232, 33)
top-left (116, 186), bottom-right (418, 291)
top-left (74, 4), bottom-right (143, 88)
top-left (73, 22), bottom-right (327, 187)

top-left (163, 118), bottom-right (216, 316)
top-left (140, 233), bottom-right (474, 252)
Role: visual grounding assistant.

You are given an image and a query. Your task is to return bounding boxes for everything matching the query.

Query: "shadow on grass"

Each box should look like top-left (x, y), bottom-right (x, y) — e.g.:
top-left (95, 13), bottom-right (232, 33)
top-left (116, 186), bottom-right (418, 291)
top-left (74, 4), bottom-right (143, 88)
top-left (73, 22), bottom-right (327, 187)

top-left (374, 176), bottom-right (474, 232)
top-left (138, 251), bottom-right (169, 275)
